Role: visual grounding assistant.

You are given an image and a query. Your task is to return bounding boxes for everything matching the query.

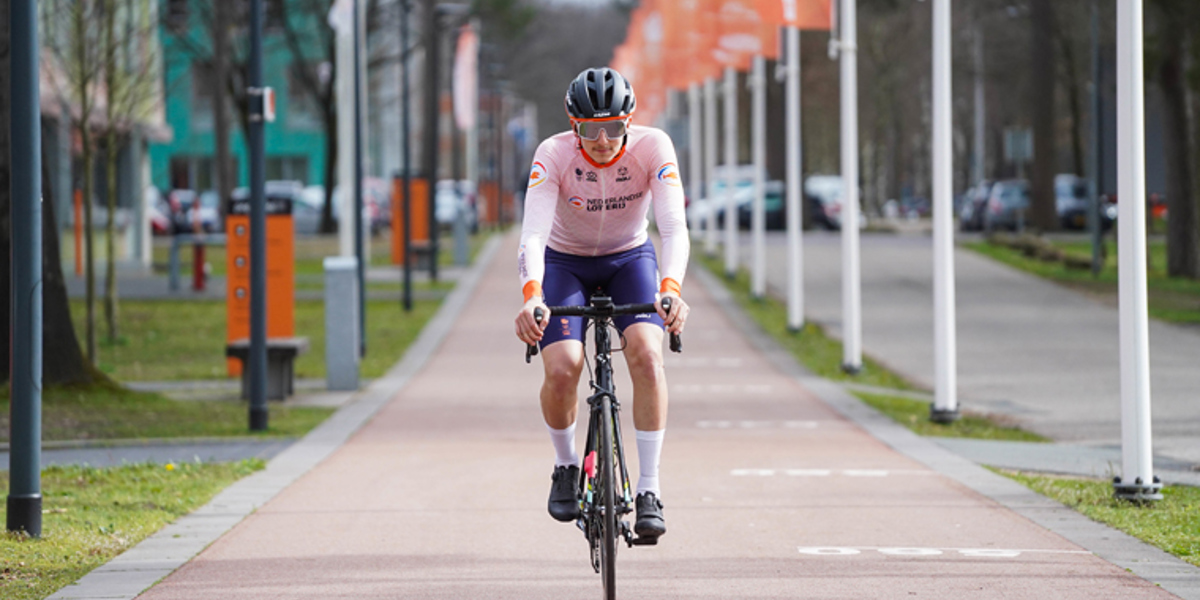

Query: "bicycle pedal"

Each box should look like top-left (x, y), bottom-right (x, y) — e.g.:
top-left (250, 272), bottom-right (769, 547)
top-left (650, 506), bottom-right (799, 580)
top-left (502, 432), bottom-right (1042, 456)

top-left (630, 535), bottom-right (659, 546)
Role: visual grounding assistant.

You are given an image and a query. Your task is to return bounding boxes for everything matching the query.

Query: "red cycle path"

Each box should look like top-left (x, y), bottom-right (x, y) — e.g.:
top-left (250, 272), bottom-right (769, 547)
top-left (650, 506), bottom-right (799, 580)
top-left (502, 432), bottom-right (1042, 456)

top-left (137, 232), bottom-right (1177, 599)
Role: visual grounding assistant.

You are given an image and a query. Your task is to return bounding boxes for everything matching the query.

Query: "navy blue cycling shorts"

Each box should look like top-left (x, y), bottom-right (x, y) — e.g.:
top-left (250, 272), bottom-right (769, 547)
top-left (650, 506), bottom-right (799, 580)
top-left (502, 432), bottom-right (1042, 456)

top-left (540, 239), bottom-right (664, 349)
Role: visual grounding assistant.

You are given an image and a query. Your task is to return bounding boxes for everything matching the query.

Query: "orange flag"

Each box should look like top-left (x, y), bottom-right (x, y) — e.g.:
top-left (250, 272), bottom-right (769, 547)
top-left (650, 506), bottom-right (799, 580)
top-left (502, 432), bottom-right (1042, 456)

top-left (756, 0), bottom-right (833, 30)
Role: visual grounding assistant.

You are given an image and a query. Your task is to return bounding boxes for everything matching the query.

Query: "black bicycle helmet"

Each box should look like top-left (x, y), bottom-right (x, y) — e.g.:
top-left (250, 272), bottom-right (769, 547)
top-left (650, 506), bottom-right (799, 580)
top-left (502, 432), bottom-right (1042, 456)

top-left (564, 67), bottom-right (637, 120)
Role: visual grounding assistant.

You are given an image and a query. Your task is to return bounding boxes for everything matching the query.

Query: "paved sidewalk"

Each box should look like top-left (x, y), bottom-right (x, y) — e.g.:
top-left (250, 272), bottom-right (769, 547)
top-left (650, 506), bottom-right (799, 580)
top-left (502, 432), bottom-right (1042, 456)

top-left (744, 226), bottom-right (1200, 470)
top-left (46, 230), bottom-right (1198, 599)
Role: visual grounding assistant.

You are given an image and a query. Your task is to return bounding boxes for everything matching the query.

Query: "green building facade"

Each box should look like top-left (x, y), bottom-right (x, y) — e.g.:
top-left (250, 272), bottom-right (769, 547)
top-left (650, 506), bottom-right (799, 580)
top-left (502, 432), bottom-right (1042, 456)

top-left (149, 4), bottom-right (329, 193)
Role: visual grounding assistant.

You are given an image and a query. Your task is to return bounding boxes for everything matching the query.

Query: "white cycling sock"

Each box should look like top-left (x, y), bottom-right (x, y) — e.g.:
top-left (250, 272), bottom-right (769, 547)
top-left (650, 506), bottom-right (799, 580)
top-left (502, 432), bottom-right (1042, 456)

top-left (635, 429), bottom-right (665, 497)
top-left (548, 423), bottom-right (579, 467)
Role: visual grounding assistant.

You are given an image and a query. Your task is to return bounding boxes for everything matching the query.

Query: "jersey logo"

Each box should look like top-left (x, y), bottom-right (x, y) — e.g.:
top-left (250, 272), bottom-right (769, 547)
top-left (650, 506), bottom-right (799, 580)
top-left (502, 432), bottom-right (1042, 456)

top-left (585, 171), bottom-right (598, 182)
top-left (617, 166), bottom-right (631, 182)
top-left (656, 162), bottom-right (682, 186)
top-left (568, 196), bottom-right (585, 210)
top-left (529, 161), bottom-right (547, 188)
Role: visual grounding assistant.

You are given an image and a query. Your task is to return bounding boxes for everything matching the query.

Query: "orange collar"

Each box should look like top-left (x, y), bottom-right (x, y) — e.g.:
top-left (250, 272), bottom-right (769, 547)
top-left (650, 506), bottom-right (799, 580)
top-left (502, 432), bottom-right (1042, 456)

top-left (577, 137), bottom-right (628, 169)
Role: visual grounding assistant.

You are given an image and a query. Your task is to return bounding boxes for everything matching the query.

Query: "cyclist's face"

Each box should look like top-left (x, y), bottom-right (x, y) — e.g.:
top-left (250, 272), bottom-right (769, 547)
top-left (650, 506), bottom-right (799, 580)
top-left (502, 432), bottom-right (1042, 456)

top-left (579, 128), bottom-right (622, 164)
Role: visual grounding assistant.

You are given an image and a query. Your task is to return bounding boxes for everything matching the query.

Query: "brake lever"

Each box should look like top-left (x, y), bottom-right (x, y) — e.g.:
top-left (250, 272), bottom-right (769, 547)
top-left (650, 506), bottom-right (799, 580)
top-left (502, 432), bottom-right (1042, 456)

top-left (660, 297), bottom-right (683, 353)
top-left (525, 307), bottom-right (544, 363)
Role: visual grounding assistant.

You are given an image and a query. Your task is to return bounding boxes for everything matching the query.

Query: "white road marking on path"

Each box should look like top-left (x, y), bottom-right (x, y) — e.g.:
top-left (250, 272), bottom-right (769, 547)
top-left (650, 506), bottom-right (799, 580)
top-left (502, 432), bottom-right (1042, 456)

top-left (731, 469), bottom-right (940, 477)
top-left (666, 357), bottom-right (744, 368)
top-left (797, 547), bottom-right (1091, 558)
top-left (696, 420), bottom-right (818, 429)
top-left (673, 384), bottom-right (773, 394)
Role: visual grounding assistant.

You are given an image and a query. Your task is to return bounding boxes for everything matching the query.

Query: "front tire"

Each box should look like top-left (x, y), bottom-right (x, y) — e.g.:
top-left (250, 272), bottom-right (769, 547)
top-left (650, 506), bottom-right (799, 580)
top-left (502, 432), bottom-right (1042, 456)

top-left (599, 394), bottom-right (617, 600)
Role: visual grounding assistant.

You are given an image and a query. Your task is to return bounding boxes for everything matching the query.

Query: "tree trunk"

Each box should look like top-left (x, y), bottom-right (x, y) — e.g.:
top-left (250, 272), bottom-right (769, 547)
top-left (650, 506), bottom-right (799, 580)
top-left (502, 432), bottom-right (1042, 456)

top-left (320, 28), bottom-right (338, 235)
top-left (0, 0), bottom-right (100, 385)
top-left (1156, 6), bottom-right (1199, 278)
top-left (213, 0), bottom-right (234, 221)
top-left (1029, 0), bottom-right (1058, 232)
top-left (76, 1), bottom-right (97, 364)
top-left (104, 0), bottom-right (120, 343)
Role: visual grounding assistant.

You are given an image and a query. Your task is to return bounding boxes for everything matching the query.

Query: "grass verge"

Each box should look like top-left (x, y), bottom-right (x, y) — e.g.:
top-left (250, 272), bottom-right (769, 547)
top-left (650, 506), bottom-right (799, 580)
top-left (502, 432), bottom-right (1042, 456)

top-left (0, 460), bottom-right (265, 600)
top-left (998, 470), bottom-right (1200, 567)
top-left (964, 236), bottom-right (1200, 325)
top-left (696, 252), bottom-right (1045, 442)
top-left (0, 385), bottom-right (333, 443)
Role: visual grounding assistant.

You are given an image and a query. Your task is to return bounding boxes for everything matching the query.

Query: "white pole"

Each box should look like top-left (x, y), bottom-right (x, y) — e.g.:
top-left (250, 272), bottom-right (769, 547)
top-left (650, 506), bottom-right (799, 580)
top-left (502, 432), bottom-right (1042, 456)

top-left (704, 77), bottom-right (718, 256)
top-left (336, 4), bottom-right (355, 257)
top-left (1114, 0), bottom-right (1159, 501)
top-left (724, 65), bottom-right (739, 278)
top-left (786, 26), bottom-right (805, 331)
top-left (931, 0), bottom-right (959, 422)
top-left (840, 0), bottom-right (862, 372)
top-left (752, 55), bottom-right (766, 298)
top-left (688, 82), bottom-right (703, 239)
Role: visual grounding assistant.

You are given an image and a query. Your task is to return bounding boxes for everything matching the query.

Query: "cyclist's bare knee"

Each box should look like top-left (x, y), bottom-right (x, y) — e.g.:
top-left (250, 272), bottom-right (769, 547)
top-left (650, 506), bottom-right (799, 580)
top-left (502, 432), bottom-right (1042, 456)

top-left (622, 324), bottom-right (665, 386)
top-left (542, 340), bottom-right (584, 393)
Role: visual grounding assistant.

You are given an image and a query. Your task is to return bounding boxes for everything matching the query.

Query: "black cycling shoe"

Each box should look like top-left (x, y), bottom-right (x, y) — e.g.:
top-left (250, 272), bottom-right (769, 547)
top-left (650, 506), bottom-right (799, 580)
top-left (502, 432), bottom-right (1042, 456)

top-left (548, 465), bottom-right (581, 522)
top-left (634, 492), bottom-right (666, 539)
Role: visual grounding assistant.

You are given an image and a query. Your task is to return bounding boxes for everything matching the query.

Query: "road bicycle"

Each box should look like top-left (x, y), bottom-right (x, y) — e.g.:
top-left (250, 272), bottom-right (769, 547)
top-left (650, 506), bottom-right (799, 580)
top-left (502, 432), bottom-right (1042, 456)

top-left (526, 292), bottom-right (682, 600)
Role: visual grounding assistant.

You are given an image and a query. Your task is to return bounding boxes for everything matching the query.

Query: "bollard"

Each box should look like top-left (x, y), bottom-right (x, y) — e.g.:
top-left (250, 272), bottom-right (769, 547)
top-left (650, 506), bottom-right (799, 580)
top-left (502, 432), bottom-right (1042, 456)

top-left (454, 203), bottom-right (469, 266)
top-left (324, 256), bottom-right (360, 391)
top-left (193, 243), bottom-right (206, 291)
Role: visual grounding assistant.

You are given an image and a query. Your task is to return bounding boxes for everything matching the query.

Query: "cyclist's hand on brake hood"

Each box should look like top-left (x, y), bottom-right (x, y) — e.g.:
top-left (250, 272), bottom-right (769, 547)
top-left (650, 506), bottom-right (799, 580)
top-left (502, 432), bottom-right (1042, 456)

top-left (657, 292), bottom-right (689, 335)
top-left (516, 297), bottom-right (550, 345)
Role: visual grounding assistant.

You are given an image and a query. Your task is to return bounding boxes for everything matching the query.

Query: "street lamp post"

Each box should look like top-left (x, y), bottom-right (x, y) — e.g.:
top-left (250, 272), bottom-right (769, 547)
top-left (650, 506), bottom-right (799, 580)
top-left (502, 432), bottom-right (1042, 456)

top-left (247, 0), bottom-right (268, 431)
top-left (8, 0), bottom-right (44, 537)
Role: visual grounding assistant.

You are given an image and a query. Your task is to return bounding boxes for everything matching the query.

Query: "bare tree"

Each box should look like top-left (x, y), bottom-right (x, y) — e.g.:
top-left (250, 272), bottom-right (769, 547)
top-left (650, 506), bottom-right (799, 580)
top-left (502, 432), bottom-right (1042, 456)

top-left (1150, 0), bottom-right (1199, 278)
top-left (41, 0), bottom-right (108, 363)
top-left (0, 0), bottom-right (102, 385)
top-left (100, 0), bottom-right (164, 343)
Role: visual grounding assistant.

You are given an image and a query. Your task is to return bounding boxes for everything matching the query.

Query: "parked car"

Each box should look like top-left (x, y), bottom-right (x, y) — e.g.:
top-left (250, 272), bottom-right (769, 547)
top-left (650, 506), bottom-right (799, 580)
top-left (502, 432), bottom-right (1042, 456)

top-left (145, 187), bottom-right (173, 236)
top-left (734, 180), bottom-right (786, 230)
top-left (958, 180), bottom-right (993, 232)
top-left (983, 179), bottom-right (1030, 231)
top-left (1055, 174), bottom-right (1114, 231)
top-left (805, 174), bottom-right (866, 230)
top-left (332, 179), bottom-right (390, 236)
top-left (435, 179), bottom-right (479, 233)
top-left (230, 180), bottom-right (310, 234)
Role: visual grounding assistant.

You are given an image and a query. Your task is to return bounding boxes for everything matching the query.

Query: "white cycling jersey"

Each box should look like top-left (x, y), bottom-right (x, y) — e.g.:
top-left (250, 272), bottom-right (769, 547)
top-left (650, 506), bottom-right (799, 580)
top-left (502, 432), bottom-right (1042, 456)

top-left (518, 125), bottom-right (690, 300)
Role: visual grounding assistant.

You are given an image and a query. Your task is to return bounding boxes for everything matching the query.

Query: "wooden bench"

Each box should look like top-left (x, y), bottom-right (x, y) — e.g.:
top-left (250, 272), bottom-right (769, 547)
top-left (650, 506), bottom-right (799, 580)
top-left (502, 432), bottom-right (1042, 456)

top-left (225, 337), bottom-right (310, 401)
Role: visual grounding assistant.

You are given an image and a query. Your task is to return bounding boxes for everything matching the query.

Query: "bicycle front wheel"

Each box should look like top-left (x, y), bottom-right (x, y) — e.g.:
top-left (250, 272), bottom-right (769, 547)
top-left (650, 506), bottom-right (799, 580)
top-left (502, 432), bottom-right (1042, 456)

top-left (599, 394), bottom-right (617, 599)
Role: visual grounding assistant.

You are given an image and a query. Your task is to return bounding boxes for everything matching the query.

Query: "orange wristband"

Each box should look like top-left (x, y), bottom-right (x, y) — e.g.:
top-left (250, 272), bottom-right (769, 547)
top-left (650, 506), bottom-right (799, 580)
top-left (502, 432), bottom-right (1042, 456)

top-left (659, 278), bottom-right (681, 296)
top-left (523, 281), bottom-right (543, 303)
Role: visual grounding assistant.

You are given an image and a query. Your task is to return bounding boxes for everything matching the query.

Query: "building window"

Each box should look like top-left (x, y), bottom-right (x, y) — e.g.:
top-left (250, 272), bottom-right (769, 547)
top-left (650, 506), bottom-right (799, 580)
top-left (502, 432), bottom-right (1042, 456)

top-left (191, 61), bottom-right (215, 132)
top-left (288, 63), bottom-right (321, 131)
top-left (266, 157), bottom-right (309, 184)
top-left (166, 0), bottom-right (189, 34)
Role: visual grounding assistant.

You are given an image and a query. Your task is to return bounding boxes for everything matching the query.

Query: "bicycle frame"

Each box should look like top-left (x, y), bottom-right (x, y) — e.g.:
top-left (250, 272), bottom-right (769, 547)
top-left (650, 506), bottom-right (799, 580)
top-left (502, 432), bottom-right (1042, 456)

top-left (525, 292), bottom-right (680, 599)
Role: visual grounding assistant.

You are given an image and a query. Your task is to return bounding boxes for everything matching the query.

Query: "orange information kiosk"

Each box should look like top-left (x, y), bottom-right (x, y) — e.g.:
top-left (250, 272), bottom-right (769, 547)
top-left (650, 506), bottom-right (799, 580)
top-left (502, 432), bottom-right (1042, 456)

top-left (225, 194), bottom-right (295, 376)
top-left (391, 177), bottom-right (430, 265)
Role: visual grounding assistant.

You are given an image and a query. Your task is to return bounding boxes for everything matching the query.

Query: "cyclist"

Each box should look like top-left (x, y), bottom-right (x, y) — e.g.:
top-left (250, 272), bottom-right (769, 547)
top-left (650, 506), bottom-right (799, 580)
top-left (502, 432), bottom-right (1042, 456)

top-left (514, 67), bottom-right (690, 542)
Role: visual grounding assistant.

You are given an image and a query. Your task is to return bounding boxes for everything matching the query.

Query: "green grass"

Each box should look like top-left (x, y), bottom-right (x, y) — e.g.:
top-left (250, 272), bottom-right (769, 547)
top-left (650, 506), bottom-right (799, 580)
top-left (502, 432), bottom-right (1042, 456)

top-left (697, 252), bottom-right (913, 390)
top-left (0, 460), bottom-right (265, 600)
top-left (696, 251), bottom-right (1046, 442)
top-left (1000, 470), bottom-right (1200, 567)
top-left (965, 237), bottom-right (1200, 325)
top-left (855, 392), bottom-right (1048, 442)
top-left (75, 297), bottom-right (442, 382)
top-left (0, 385), bottom-right (333, 443)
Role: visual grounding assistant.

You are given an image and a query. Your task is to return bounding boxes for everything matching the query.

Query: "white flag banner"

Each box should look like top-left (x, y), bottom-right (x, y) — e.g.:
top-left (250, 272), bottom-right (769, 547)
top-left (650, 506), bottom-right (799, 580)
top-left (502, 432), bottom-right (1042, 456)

top-left (328, 0), bottom-right (352, 32)
top-left (453, 26), bottom-right (479, 131)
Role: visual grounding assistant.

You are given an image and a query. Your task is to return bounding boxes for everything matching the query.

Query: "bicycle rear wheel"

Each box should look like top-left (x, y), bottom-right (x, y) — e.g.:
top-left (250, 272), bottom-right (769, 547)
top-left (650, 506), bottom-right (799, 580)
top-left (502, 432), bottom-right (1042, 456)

top-left (599, 394), bottom-right (617, 600)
